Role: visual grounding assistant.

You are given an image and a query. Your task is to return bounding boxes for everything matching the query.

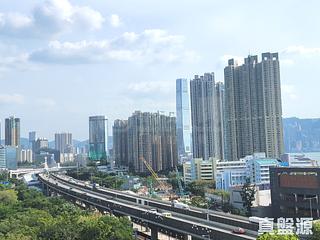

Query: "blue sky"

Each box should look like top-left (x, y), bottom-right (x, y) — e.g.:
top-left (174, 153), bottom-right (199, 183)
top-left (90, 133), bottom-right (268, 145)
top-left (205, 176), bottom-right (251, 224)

top-left (0, 0), bottom-right (319, 140)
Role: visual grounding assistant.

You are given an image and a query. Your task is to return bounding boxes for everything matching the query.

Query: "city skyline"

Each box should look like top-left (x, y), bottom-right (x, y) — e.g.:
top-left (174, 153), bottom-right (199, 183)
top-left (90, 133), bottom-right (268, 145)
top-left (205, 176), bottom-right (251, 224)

top-left (1, 0), bottom-right (320, 140)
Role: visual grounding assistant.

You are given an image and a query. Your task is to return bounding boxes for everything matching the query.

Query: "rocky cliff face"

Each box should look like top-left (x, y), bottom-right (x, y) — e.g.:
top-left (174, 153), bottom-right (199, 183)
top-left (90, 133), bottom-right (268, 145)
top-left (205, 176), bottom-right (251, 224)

top-left (283, 117), bottom-right (320, 152)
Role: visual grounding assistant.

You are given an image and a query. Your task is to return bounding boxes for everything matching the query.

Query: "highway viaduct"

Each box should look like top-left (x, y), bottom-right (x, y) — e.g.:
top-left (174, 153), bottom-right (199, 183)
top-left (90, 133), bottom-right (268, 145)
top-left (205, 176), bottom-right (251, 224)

top-left (39, 173), bottom-right (258, 240)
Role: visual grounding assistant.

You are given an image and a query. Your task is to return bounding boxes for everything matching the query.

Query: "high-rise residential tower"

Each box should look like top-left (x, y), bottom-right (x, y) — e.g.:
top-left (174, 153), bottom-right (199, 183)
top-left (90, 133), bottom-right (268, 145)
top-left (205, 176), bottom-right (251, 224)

top-left (127, 111), bottom-right (177, 173)
top-left (89, 116), bottom-right (108, 161)
top-left (55, 133), bottom-right (73, 153)
top-left (176, 78), bottom-right (192, 157)
top-left (215, 82), bottom-right (225, 160)
top-left (29, 131), bottom-right (36, 160)
top-left (224, 52), bottom-right (284, 161)
top-left (29, 131), bottom-right (36, 148)
top-left (190, 73), bottom-right (219, 160)
top-left (5, 116), bottom-right (20, 147)
top-left (113, 120), bottom-right (128, 167)
top-left (34, 138), bottom-right (49, 153)
top-left (0, 146), bottom-right (5, 169)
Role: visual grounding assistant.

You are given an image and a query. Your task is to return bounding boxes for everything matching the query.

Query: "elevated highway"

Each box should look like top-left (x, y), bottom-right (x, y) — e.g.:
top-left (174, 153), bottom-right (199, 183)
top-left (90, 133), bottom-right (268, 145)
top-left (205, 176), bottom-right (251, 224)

top-left (39, 173), bottom-right (258, 240)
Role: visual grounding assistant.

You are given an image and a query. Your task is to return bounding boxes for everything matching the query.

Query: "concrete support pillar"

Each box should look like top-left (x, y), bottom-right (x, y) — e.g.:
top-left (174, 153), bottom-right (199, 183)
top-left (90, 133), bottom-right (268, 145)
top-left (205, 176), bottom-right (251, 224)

top-left (150, 225), bottom-right (158, 240)
top-left (191, 237), bottom-right (201, 240)
top-left (181, 234), bottom-right (189, 240)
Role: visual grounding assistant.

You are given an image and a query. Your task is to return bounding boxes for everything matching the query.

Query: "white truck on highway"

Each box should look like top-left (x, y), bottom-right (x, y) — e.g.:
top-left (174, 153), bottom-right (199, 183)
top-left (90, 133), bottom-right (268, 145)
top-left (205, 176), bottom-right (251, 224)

top-left (249, 216), bottom-right (270, 224)
top-left (171, 200), bottom-right (190, 210)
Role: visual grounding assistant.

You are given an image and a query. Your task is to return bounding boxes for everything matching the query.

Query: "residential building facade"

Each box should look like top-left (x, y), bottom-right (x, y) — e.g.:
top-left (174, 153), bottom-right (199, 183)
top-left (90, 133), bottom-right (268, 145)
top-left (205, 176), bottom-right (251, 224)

top-left (20, 149), bottom-right (33, 163)
top-left (215, 82), bottom-right (225, 160)
top-left (55, 132), bottom-right (73, 154)
top-left (190, 73), bottom-right (217, 160)
top-left (224, 53), bottom-right (284, 161)
top-left (127, 111), bottom-right (177, 173)
top-left (5, 116), bottom-right (20, 147)
top-left (0, 146), bottom-right (5, 169)
top-left (113, 119), bottom-right (128, 167)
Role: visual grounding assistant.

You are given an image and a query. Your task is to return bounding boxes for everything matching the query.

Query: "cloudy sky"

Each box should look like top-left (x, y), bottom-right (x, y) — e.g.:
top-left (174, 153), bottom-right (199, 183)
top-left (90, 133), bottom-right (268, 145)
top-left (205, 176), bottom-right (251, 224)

top-left (0, 0), bottom-right (319, 140)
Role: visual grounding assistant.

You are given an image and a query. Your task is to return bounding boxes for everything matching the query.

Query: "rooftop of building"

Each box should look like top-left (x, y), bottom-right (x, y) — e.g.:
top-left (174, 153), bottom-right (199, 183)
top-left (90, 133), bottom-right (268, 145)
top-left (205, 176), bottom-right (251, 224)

top-left (253, 159), bottom-right (279, 165)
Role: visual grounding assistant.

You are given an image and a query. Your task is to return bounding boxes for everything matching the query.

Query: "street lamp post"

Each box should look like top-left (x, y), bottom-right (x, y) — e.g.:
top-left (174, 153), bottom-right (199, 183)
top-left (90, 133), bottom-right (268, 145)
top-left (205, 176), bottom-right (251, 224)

top-left (303, 195), bottom-right (318, 219)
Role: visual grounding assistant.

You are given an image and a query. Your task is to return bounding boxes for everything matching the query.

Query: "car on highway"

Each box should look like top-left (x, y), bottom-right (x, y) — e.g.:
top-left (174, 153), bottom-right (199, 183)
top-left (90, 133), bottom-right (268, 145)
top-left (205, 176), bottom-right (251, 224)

top-left (249, 216), bottom-right (268, 224)
top-left (148, 208), bottom-right (158, 214)
top-left (232, 227), bottom-right (246, 234)
top-left (162, 212), bottom-right (172, 218)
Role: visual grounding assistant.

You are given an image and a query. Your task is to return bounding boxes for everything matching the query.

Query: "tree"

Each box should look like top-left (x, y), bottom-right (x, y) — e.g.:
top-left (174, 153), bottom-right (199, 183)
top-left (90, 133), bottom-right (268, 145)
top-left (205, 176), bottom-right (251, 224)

top-left (167, 171), bottom-right (179, 190)
top-left (190, 196), bottom-right (208, 208)
top-left (257, 232), bottom-right (299, 240)
top-left (0, 190), bottom-right (18, 205)
top-left (240, 177), bottom-right (256, 216)
top-left (0, 178), bottom-right (134, 240)
top-left (186, 180), bottom-right (214, 197)
top-left (1, 233), bottom-right (32, 240)
top-left (0, 170), bottom-right (9, 181)
top-left (212, 189), bottom-right (230, 205)
top-left (311, 221), bottom-right (320, 240)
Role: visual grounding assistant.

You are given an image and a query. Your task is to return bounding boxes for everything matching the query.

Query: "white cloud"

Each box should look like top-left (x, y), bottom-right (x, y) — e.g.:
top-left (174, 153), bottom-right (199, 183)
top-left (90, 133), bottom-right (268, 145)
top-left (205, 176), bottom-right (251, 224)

top-left (0, 0), bottom-right (104, 37)
top-left (0, 53), bottom-right (29, 72)
top-left (35, 97), bottom-right (56, 108)
top-left (0, 44), bottom-right (30, 73)
top-left (128, 81), bottom-right (172, 94)
top-left (0, 12), bottom-right (32, 29)
top-left (220, 54), bottom-right (244, 65)
top-left (282, 46), bottom-right (320, 55)
top-left (29, 29), bottom-right (199, 64)
top-left (281, 59), bottom-right (295, 66)
top-left (0, 94), bottom-right (25, 105)
top-left (110, 14), bottom-right (121, 28)
top-left (282, 84), bottom-right (298, 100)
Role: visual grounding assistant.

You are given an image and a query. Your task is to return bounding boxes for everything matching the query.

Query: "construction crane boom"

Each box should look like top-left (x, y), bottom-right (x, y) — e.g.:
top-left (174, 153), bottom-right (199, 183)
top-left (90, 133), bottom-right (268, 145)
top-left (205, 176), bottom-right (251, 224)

top-left (140, 157), bottom-right (166, 190)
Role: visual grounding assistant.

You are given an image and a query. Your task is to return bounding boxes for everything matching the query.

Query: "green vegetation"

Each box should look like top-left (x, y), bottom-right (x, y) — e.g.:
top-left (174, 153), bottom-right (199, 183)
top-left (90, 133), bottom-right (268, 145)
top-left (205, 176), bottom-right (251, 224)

top-left (0, 179), bottom-right (133, 240)
top-left (240, 178), bottom-right (256, 217)
top-left (257, 232), bottom-right (299, 240)
top-left (311, 221), bottom-right (320, 240)
top-left (185, 180), bottom-right (215, 197)
top-left (167, 171), bottom-right (179, 190)
top-left (67, 168), bottom-right (124, 190)
top-left (190, 196), bottom-right (209, 208)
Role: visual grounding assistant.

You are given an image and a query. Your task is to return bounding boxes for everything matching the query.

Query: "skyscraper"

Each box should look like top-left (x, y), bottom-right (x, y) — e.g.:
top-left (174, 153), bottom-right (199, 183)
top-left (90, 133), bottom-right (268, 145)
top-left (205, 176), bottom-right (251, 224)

top-left (5, 116), bottom-right (20, 147)
top-left (0, 145), bottom-right (5, 169)
top-left (4, 146), bottom-right (18, 170)
top-left (224, 52), bottom-right (284, 161)
top-left (176, 78), bottom-right (192, 157)
top-left (34, 138), bottom-right (49, 153)
top-left (127, 111), bottom-right (177, 173)
top-left (113, 120), bottom-right (128, 167)
top-left (215, 82), bottom-right (225, 160)
top-left (29, 131), bottom-right (36, 148)
top-left (190, 73), bottom-right (219, 160)
top-left (55, 133), bottom-right (73, 153)
top-left (89, 116), bottom-right (108, 161)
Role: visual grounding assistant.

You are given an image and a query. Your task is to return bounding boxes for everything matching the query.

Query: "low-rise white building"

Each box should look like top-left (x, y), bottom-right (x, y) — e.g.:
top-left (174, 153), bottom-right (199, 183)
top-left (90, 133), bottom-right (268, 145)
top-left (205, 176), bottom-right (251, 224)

top-left (183, 158), bottom-right (216, 183)
top-left (215, 153), bottom-right (279, 191)
top-left (214, 159), bottom-right (247, 190)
